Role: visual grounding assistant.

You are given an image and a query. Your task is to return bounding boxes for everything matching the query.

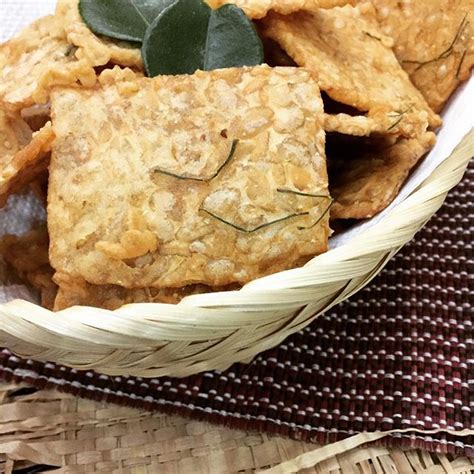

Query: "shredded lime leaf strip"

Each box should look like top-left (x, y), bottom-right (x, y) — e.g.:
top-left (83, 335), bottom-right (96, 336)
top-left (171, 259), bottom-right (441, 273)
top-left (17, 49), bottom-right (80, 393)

top-left (142, 0), bottom-right (264, 76)
top-left (200, 208), bottom-right (310, 233)
top-left (152, 139), bottom-right (238, 182)
top-left (456, 50), bottom-right (467, 79)
top-left (386, 107), bottom-right (411, 132)
top-left (402, 15), bottom-right (469, 71)
top-left (79, 0), bottom-right (176, 43)
top-left (277, 188), bottom-right (331, 199)
top-left (298, 198), bottom-right (334, 231)
top-left (364, 31), bottom-right (382, 42)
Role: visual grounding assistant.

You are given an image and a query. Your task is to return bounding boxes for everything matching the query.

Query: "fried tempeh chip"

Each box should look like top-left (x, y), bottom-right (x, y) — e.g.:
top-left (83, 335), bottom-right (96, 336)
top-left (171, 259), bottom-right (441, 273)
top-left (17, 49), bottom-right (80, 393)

top-left (206, 0), bottom-right (354, 19)
top-left (0, 106), bottom-right (32, 158)
top-left (56, 0), bottom-right (143, 70)
top-left (329, 131), bottom-right (436, 219)
top-left (0, 226), bottom-right (58, 309)
top-left (48, 65), bottom-right (330, 290)
top-left (261, 3), bottom-right (441, 138)
top-left (0, 15), bottom-right (96, 110)
top-left (53, 273), bottom-right (238, 310)
top-left (369, 0), bottom-right (473, 113)
top-left (0, 103), bottom-right (54, 207)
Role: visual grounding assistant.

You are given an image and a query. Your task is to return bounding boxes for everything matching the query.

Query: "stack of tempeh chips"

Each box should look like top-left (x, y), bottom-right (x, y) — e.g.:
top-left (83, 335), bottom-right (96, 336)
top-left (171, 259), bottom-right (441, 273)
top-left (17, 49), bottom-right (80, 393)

top-left (0, 0), bottom-right (472, 310)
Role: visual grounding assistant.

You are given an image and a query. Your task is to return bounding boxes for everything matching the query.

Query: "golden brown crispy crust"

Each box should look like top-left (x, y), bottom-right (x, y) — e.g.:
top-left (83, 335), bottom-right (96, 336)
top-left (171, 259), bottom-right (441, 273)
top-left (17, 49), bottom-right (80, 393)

top-left (261, 3), bottom-right (442, 137)
top-left (0, 226), bottom-right (58, 309)
top-left (0, 121), bottom-right (54, 208)
top-left (370, 0), bottom-right (473, 112)
top-left (48, 65), bottom-right (330, 289)
top-left (329, 132), bottom-right (436, 219)
top-left (53, 273), bottom-right (239, 310)
top-left (0, 15), bottom-right (97, 110)
top-left (206, 0), bottom-right (354, 19)
top-left (324, 112), bottom-right (431, 137)
top-left (56, 0), bottom-right (143, 69)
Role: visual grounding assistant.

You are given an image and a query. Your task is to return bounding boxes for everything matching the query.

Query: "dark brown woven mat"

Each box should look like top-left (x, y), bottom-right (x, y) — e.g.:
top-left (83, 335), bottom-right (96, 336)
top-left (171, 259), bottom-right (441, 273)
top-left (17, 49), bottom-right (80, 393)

top-left (1, 163), bottom-right (472, 458)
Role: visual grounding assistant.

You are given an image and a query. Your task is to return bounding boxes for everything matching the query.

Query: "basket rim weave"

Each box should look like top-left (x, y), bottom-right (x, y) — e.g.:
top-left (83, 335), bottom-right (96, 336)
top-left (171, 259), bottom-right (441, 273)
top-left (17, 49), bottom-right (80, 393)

top-left (0, 128), bottom-right (473, 378)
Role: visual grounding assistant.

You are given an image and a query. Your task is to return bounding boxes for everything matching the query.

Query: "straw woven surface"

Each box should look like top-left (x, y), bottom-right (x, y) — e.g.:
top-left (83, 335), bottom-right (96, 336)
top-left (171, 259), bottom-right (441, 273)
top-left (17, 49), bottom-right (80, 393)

top-left (0, 383), bottom-right (472, 473)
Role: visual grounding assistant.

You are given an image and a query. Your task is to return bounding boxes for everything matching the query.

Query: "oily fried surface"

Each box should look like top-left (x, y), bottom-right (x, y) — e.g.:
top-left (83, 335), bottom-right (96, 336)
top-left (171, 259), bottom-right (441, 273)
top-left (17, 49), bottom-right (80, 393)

top-left (56, 0), bottom-right (143, 69)
top-left (370, 0), bottom-right (474, 112)
top-left (206, 0), bottom-right (354, 19)
top-left (329, 131), bottom-right (436, 219)
top-left (0, 120), bottom-right (54, 208)
top-left (53, 273), bottom-right (238, 310)
top-left (261, 3), bottom-right (441, 137)
top-left (0, 226), bottom-right (57, 309)
top-left (48, 65), bottom-right (330, 289)
top-left (0, 15), bottom-right (96, 110)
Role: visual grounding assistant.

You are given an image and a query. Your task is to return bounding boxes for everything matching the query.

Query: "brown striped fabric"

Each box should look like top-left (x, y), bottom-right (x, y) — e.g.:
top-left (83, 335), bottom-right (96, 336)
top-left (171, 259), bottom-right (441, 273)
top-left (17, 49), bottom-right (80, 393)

top-left (1, 163), bottom-right (472, 457)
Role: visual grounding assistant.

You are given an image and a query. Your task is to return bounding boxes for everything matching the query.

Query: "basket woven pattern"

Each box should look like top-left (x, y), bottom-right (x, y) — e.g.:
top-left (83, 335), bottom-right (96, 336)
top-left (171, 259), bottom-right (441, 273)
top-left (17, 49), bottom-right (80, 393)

top-left (0, 130), bottom-right (473, 377)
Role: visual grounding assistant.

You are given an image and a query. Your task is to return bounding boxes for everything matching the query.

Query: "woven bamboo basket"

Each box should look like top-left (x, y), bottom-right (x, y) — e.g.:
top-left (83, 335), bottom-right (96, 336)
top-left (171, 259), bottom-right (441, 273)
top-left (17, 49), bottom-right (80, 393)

top-left (0, 129), bottom-right (473, 378)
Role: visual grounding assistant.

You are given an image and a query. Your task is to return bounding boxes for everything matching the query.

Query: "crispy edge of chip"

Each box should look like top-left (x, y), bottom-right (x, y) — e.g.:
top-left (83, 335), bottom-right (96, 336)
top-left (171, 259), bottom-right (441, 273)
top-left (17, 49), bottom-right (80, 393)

top-left (56, 0), bottom-right (143, 69)
top-left (206, 0), bottom-right (355, 19)
top-left (330, 132), bottom-right (437, 219)
top-left (0, 226), bottom-right (58, 309)
top-left (52, 273), bottom-right (239, 311)
top-left (323, 110), bottom-right (432, 138)
top-left (0, 122), bottom-right (54, 208)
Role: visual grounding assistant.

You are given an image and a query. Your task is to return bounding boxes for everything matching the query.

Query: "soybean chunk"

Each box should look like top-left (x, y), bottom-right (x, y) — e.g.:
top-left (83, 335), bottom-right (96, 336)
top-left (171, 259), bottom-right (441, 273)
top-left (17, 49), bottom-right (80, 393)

top-left (48, 65), bottom-right (330, 290)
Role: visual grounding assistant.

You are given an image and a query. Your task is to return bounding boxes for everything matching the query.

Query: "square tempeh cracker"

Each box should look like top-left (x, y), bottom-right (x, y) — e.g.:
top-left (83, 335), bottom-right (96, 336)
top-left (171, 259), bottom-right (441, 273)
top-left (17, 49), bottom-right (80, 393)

top-left (329, 131), bottom-right (436, 219)
top-left (261, 2), bottom-right (442, 138)
top-left (48, 65), bottom-right (330, 289)
top-left (206, 0), bottom-right (354, 19)
top-left (0, 115), bottom-right (54, 208)
top-left (370, 0), bottom-right (473, 113)
top-left (56, 0), bottom-right (143, 70)
top-left (0, 15), bottom-right (96, 110)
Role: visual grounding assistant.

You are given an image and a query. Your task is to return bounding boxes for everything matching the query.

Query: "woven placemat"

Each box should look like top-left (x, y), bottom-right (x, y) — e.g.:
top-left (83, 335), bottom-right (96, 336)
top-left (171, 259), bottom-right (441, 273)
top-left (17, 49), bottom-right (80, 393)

top-left (1, 163), bottom-right (472, 459)
top-left (1, 384), bottom-right (473, 473)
